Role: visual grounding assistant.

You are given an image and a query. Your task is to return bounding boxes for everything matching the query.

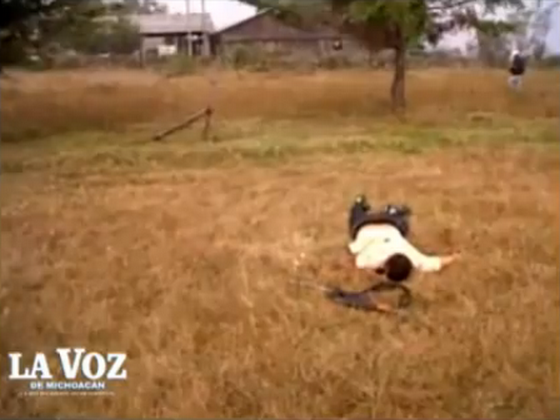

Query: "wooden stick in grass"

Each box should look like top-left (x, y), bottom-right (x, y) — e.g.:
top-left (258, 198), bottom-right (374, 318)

top-left (153, 106), bottom-right (213, 142)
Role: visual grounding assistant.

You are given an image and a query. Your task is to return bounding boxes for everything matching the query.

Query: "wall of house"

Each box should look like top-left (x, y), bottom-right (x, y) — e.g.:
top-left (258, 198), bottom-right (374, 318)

top-left (215, 12), bottom-right (370, 64)
top-left (140, 33), bottom-right (212, 61)
top-left (218, 11), bottom-right (328, 42)
top-left (142, 36), bottom-right (166, 52)
top-left (216, 37), bottom-right (368, 65)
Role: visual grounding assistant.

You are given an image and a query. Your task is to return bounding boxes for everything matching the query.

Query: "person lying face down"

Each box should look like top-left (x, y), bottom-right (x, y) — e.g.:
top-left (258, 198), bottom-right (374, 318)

top-left (348, 195), bottom-right (459, 282)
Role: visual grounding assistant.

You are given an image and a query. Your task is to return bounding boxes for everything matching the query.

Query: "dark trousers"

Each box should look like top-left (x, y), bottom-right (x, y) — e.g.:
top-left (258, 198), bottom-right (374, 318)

top-left (509, 67), bottom-right (525, 76)
top-left (348, 201), bottom-right (410, 240)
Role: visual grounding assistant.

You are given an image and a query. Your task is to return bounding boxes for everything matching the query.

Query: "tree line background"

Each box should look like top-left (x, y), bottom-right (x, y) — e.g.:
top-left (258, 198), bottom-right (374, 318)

top-left (0, 0), bottom-right (168, 66)
top-left (2, 0), bottom-right (558, 65)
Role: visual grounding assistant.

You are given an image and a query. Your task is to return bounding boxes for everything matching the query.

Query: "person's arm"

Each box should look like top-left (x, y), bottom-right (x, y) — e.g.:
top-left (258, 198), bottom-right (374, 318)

top-left (349, 224), bottom-right (459, 272)
top-left (392, 235), bottom-right (459, 272)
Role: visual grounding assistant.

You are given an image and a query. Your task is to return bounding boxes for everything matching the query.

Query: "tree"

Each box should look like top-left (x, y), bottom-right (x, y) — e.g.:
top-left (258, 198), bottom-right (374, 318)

top-left (239, 0), bottom-right (524, 112)
top-left (119, 0), bottom-right (168, 14)
top-left (526, 0), bottom-right (560, 60)
top-left (59, 17), bottom-right (141, 56)
top-left (0, 0), bottom-right (115, 66)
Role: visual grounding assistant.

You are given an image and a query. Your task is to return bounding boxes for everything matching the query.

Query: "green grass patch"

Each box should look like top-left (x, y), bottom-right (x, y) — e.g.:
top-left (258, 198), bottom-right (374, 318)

top-left (2, 118), bottom-right (557, 177)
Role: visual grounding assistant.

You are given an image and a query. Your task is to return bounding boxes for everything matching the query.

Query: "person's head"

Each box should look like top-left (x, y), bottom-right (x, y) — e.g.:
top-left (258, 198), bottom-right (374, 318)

top-left (384, 253), bottom-right (413, 282)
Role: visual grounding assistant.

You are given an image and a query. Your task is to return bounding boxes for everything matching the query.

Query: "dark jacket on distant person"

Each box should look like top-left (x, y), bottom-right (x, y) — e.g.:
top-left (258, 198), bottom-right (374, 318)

top-left (510, 53), bottom-right (527, 76)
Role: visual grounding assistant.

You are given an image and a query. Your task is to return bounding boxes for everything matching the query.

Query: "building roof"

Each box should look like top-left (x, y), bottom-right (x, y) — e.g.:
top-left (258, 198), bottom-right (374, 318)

top-left (213, 8), bottom-right (340, 39)
top-left (213, 8), bottom-right (271, 35)
top-left (130, 13), bottom-right (215, 35)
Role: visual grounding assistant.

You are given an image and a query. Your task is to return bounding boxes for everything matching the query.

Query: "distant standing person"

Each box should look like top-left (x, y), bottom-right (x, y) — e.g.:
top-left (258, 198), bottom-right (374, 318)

top-left (508, 50), bottom-right (527, 91)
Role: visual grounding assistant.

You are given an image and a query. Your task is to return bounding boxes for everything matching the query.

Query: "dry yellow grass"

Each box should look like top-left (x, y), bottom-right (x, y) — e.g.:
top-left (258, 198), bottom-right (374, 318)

top-left (1, 68), bottom-right (559, 418)
top-left (1, 67), bottom-right (558, 141)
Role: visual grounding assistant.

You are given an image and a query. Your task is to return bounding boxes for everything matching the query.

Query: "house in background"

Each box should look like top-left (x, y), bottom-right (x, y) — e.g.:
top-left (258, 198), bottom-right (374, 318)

top-left (130, 13), bottom-right (215, 61)
top-left (211, 8), bottom-right (368, 63)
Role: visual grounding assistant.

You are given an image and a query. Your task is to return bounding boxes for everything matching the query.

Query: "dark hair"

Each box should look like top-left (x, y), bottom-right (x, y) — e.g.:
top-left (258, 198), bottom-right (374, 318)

top-left (384, 253), bottom-right (413, 282)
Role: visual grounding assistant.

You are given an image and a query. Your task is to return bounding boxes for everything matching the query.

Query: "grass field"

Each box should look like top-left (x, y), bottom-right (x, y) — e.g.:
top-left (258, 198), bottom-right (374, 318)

top-left (1, 68), bottom-right (559, 418)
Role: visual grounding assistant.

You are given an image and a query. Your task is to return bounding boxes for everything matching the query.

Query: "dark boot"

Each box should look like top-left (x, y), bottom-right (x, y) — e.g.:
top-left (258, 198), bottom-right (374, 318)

top-left (348, 194), bottom-right (372, 239)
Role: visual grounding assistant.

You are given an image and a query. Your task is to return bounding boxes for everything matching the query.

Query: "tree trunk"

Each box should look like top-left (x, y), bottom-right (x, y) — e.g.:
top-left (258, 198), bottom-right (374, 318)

top-left (391, 30), bottom-right (407, 112)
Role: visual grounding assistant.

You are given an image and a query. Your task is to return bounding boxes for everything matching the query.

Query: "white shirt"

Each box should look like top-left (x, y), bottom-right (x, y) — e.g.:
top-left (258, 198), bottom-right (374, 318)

top-left (348, 224), bottom-right (443, 272)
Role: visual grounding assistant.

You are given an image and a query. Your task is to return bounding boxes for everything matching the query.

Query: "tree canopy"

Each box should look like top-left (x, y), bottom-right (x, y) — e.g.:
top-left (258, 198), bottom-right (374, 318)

top-left (118, 0), bottom-right (168, 14)
top-left (0, 0), bottom-right (150, 66)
